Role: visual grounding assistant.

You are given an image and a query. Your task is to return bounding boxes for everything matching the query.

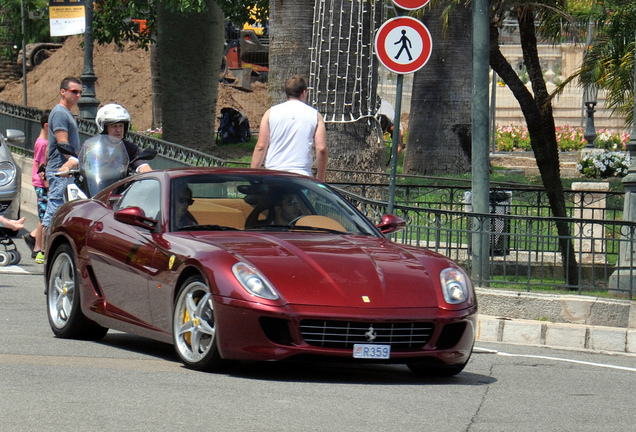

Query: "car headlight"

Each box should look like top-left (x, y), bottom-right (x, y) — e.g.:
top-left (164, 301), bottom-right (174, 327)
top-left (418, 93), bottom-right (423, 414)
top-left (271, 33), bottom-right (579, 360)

top-left (0, 161), bottom-right (16, 187)
top-left (440, 267), bottom-right (471, 304)
top-left (232, 262), bottom-right (279, 300)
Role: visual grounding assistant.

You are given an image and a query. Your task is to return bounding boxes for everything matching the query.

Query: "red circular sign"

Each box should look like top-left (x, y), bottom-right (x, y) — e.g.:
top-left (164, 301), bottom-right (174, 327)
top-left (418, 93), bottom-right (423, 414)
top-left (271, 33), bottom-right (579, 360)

top-left (375, 16), bottom-right (432, 74)
top-left (392, 0), bottom-right (430, 10)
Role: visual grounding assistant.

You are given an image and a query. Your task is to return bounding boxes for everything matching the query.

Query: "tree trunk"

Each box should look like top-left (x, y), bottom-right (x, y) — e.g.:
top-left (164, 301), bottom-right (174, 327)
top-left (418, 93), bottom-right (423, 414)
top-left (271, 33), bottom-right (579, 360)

top-left (404, 2), bottom-right (472, 175)
top-left (156, 1), bottom-right (224, 151)
top-left (268, 0), bottom-right (315, 105)
top-left (490, 9), bottom-right (579, 286)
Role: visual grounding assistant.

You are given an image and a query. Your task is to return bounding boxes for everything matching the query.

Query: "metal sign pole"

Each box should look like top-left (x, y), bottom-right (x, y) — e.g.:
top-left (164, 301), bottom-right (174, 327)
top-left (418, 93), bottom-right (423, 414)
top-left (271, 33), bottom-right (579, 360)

top-left (388, 74), bottom-right (403, 214)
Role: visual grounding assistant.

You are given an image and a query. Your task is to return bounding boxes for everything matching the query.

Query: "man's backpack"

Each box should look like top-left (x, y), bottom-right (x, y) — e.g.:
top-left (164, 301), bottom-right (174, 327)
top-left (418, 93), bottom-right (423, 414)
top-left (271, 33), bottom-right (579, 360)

top-left (217, 107), bottom-right (251, 144)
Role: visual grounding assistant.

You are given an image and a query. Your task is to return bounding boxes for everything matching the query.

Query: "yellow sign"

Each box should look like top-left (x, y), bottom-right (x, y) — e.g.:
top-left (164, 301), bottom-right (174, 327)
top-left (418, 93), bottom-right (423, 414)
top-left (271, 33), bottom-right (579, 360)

top-left (49, 0), bottom-right (85, 37)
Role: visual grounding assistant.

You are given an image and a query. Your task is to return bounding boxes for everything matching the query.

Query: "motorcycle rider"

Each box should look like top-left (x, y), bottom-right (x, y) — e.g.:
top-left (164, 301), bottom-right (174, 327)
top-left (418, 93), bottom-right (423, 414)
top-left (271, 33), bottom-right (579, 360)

top-left (95, 103), bottom-right (152, 173)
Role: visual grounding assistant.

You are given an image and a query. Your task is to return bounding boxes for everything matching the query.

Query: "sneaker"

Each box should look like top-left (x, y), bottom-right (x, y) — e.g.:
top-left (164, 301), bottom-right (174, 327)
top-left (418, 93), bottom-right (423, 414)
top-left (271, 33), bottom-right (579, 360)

top-left (35, 251), bottom-right (45, 264)
top-left (31, 250), bottom-right (41, 259)
top-left (22, 234), bottom-right (36, 250)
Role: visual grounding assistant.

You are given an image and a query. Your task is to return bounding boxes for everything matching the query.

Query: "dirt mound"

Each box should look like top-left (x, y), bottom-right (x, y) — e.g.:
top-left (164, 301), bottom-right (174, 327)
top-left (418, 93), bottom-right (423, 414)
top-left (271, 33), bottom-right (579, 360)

top-left (0, 36), bottom-right (269, 135)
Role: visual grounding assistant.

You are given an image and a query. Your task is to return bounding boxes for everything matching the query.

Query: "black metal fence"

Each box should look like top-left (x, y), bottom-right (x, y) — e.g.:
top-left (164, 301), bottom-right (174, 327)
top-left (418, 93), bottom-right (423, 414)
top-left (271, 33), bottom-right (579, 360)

top-left (334, 185), bottom-right (635, 298)
top-left (1, 101), bottom-right (633, 297)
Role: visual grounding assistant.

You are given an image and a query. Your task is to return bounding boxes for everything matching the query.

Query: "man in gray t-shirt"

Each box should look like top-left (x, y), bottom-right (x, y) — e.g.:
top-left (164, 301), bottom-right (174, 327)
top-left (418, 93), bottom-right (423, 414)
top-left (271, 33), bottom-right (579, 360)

top-left (41, 77), bottom-right (83, 238)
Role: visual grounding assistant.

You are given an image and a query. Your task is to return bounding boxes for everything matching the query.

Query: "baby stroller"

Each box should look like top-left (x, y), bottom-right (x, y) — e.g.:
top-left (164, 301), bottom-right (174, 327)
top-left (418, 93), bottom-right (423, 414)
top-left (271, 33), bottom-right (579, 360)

top-left (0, 233), bottom-right (20, 266)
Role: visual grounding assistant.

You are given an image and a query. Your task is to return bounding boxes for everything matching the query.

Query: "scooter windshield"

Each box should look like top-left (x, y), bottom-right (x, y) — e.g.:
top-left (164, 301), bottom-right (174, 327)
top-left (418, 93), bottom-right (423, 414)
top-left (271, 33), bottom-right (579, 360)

top-left (78, 135), bottom-right (130, 197)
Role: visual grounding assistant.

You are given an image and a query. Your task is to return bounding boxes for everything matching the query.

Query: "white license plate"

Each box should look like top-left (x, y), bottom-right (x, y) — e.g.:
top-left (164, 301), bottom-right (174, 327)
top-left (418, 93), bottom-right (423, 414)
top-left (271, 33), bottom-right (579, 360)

top-left (353, 344), bottom-right (391, 359)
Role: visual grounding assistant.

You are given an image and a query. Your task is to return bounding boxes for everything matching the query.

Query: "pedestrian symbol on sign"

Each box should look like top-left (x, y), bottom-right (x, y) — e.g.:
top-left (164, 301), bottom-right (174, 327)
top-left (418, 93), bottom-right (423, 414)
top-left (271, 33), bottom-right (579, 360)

top-left (394, 30), bottom-right (413, 61)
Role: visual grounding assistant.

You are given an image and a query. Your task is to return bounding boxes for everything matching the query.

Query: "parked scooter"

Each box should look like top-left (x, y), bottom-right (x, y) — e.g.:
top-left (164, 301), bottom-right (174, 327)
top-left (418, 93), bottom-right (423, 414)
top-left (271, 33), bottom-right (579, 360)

top-left (56, 134), bottom-right (157, 201)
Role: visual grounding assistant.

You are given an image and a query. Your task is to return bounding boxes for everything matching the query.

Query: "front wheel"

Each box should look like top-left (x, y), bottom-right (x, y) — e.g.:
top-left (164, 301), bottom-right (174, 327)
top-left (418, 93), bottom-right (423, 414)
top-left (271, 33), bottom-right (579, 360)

top-left (46, 243), bottom-right (108, 340)
top-left (173, 275), bottom-right (224, 371)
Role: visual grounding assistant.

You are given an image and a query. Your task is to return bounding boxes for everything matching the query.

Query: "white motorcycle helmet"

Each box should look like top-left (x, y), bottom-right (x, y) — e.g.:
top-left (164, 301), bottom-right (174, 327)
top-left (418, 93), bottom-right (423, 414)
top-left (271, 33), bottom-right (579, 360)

top-left (96, 103), bottom-right (131, 135)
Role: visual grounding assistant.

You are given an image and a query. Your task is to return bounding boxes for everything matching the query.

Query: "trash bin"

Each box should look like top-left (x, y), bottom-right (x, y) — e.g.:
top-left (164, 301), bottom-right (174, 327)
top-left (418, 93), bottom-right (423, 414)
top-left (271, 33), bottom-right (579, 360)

top-left (464, 190), bottom-right (512, 256)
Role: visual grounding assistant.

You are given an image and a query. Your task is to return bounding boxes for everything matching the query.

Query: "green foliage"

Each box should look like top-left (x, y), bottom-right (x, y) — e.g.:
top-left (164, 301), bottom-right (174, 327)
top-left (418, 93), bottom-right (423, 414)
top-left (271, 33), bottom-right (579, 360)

top-left (580, 0), bottom-right (636, 127)
top-left (0, 0), bottom-right (57, 61)
top-left (93, 0), bottom-right (156, 48)
top-left (576, 151), bottom-right (631, 179)
top-left (91, 0), bottom-right (269, 48)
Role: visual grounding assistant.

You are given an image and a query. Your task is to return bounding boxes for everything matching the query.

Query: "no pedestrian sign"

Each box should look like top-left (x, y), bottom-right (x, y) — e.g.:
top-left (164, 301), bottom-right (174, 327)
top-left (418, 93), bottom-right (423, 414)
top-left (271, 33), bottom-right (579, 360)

top-left (375, 16), bottom-right (432, 75)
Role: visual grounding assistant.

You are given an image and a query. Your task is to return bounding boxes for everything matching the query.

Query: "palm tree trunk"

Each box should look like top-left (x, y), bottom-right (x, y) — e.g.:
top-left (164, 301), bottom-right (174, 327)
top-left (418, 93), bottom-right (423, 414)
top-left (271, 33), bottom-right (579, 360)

top-left (404, 2), bottom-right (472, 175)
top-left (269, 0), bottom-right (315, 104)
top-left (156, 2), bottom-right (224, 151)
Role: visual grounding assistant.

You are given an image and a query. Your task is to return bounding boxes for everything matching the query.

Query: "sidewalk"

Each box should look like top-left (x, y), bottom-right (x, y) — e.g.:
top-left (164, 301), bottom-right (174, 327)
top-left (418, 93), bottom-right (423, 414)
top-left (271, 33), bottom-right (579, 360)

top-left (14, 154), bottom-right (636, 355)
top-left (477, 288), bottom-right (636, 354)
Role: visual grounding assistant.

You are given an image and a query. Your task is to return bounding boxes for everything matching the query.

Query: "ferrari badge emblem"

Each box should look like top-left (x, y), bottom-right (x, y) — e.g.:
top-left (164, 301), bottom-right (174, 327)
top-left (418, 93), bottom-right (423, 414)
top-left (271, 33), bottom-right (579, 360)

top-left (169, 255), bottom-right (176, 269)
top-left (365, 326), bottom-right (377, 342)
top-left (362, 296), bottom-right (370, 303)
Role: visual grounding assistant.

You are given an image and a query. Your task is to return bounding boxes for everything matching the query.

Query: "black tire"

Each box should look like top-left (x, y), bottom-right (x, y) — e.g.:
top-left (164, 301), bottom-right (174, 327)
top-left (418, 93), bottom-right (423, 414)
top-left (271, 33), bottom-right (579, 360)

top-left (407, 360), bottom-right (469, 378)
top-left (9, 249), bottom-right (20, 265)
top-left (0, 250), bottom-right (11, 266)
top-left (173, 275), bottom-right (224, 371)
top-left (46, 243), bottom-right (108, 340)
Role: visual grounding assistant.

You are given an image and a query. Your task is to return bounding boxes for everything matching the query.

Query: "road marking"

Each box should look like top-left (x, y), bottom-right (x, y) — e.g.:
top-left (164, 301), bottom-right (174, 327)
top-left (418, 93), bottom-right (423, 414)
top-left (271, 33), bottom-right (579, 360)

top-left (475, 347), bottom-right (636, 372)
top-left (0, 266), bottom-right (31, 274)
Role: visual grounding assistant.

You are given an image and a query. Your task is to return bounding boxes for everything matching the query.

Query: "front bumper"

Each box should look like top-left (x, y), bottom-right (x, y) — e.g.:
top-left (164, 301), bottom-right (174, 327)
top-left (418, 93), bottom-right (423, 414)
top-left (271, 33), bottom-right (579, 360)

top-left (213, 296), bottom-right (477, 365)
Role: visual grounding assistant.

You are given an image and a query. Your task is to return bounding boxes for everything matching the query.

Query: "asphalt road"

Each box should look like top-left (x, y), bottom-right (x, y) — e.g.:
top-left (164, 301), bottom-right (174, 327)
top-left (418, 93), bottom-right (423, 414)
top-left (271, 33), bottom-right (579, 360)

top-left (2, 212), bottom-right (636, 431)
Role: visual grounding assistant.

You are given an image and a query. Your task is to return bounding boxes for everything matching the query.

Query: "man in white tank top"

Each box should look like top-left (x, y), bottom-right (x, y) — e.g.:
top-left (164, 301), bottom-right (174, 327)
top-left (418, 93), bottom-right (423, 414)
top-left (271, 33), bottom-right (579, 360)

top-left (251, 75), bottom-right (328, 182)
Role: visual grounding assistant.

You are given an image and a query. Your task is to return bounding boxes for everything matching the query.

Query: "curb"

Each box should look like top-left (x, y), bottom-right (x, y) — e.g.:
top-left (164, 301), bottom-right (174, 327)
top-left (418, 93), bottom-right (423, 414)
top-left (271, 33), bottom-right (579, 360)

top-left (477, 314), bottom-right (636, 354)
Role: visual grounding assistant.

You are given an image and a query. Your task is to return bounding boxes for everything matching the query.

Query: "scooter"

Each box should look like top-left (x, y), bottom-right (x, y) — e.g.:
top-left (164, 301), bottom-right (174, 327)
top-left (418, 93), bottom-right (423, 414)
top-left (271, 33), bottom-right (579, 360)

top-left (56, 134), bottom-right (157, 201)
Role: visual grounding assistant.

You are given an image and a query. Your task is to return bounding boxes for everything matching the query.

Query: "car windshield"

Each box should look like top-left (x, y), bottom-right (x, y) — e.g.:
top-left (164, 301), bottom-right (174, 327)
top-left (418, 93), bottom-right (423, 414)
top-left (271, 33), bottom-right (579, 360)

top-left (169, 173), bottom-right (378, 236)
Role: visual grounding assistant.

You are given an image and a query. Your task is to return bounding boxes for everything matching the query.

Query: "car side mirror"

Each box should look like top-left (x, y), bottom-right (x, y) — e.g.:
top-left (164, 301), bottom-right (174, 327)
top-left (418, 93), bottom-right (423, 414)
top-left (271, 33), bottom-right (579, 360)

top-left (114, 206), bottom-right (157, 230)
top-left (5, 129), bottom-right (25, 144)
top-left (376, 214), bottom-right (406, 235)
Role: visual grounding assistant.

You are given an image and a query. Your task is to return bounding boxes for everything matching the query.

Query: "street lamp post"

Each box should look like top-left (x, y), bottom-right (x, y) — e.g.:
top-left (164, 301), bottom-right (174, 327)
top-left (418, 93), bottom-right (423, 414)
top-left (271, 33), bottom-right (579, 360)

top-left (77, 0), bottom-right (99, 120)
top-left (583, 84), bottom-right (598, 149)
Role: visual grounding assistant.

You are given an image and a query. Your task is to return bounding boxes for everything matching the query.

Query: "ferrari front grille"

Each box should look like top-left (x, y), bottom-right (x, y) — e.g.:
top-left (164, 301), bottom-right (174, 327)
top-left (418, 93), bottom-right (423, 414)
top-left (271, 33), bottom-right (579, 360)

top-left (300, 320), bottom-right (435, 350)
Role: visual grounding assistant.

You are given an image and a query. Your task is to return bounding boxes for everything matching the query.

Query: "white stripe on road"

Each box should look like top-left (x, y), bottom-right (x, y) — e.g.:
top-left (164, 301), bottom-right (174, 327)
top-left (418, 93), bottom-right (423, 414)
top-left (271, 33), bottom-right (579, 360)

top-left (475, 346), bottom-right (636, 372)
top-left (0, 265), bottom-right (31, 274)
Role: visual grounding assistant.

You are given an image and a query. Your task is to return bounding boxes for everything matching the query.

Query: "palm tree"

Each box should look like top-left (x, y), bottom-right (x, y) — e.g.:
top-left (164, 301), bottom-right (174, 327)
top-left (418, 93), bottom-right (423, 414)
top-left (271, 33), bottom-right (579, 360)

top-left (156, 2), bottom-right (225, 151)
top-left (268, 0), bottom-right (315, 104)
top-left (578, 1), bottom-right (636, 126)
top-left (404, 1), bottom-right (473, 175)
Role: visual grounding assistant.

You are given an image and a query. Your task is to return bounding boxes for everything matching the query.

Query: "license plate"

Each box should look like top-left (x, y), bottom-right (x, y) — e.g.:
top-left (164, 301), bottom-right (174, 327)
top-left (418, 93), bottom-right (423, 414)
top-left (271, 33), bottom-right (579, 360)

top-left (353, 344), bottom-right (391, 359)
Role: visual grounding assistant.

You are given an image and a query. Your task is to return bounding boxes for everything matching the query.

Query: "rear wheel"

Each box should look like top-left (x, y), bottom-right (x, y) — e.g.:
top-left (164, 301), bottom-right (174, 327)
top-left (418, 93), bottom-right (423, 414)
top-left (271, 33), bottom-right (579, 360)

top-left (173, 275), bottom-right (223, 371)
top-left (46, 243), bottom-right (108, 340)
